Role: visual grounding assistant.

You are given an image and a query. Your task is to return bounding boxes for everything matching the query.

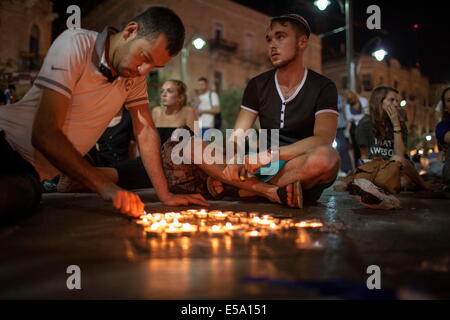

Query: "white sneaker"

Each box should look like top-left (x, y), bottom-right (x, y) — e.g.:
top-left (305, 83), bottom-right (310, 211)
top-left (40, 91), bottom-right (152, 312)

top-left (348, 178), bottom-right (401, 210)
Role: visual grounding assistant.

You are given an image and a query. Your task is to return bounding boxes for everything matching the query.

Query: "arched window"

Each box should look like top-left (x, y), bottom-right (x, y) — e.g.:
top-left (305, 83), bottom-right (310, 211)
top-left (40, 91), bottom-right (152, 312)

top-left (29, 25), bottom-right (40, 70)
top-left (29, 25), bottom-right (40, 56)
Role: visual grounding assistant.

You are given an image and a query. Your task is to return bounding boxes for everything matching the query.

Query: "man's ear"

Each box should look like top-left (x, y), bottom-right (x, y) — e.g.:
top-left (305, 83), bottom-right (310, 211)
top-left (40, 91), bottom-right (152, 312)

top-left (298, 35), bottom-right (308, 50)
top-left (122, 21), bottom-right (139, 40)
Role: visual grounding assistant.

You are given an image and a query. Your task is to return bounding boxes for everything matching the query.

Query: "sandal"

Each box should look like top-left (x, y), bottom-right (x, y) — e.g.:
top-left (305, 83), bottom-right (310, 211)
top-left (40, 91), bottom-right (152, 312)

top-left (276, 181), bottom-right (303, 209)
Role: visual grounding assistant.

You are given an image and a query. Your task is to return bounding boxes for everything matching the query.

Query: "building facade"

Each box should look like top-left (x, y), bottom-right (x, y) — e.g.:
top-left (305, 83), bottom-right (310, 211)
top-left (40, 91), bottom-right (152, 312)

top-left (323, 56), bottom-right (436, 143)
top-left (82, 0), bottom-right (322, 96)
top-left (0, 0), bottom-right (55, 95)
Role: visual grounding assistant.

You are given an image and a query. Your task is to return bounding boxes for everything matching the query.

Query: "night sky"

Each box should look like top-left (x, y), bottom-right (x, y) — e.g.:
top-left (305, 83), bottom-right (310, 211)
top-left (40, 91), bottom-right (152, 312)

top-left (50, 0), bottom-right (449, 83)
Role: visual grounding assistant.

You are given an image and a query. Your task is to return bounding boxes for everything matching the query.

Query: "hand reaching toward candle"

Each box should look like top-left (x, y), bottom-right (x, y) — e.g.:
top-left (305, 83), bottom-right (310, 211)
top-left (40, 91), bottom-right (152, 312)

top-left (160, 193), bottom-right (210, 207)
top-left (98, 184), bottom-right (144, 217)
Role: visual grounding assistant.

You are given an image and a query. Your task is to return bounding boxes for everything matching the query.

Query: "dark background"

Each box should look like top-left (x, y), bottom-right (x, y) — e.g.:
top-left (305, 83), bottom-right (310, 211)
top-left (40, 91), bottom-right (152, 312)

top-left (50, 0), bottom-right (449, 83)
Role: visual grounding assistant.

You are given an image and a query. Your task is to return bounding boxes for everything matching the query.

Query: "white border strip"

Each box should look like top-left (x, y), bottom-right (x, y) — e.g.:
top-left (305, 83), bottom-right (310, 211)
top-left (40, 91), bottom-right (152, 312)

top-left (240, 105), bottom-right (259, 114)
top-left (315, 109), bottom-right (340, 117)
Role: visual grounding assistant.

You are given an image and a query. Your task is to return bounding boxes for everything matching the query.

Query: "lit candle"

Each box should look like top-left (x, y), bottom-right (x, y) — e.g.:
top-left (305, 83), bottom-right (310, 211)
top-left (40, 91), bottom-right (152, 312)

top-left (195, 209), bottom-right (208, 219)
top-left (208, 225), bottom-right (226, 237)
top-left (136, 217), bottom-right (150, 227)
top-left (228, 215), bottom-right (240, 224)
top-left (250, 216), bottom-right (262, 226)
top-left (152, 213), bottom-right (163, 221)
top-left (214, 211), bottom-right (228, 221)
top-left (249, 212), bottom-right (259, 218)
top-left (268, 222), bottom-right (280, 231)
top-left (280, 219), bottom-right (294, 229)
top-left (258, 216), bottom-right (274, 227)
top-left (294, 220), bottom-right (324, 229)
top-left (145, 222), bottom-right (162, 237)
top-left (180, 223), bottom-right (197, 236)
top-left (244, 229), bottom-right (268, 240)
top-left (165, 225), bottom-right (181, 237)
top-left (172, 218), bottom-right (182, 228)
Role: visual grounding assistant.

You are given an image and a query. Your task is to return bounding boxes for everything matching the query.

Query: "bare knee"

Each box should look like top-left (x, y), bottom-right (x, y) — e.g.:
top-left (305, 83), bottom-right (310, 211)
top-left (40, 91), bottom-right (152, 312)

top-left (306, 146), bottom-right (340, 176)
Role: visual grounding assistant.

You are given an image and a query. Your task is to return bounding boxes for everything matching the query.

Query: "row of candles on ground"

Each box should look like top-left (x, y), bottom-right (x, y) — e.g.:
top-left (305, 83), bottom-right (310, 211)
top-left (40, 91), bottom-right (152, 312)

top-left (136, 209), bottom-right (323, 239)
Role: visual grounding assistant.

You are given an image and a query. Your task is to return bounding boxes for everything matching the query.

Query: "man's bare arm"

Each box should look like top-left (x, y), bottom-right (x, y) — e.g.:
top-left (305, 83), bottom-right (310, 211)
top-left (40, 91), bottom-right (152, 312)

top-left (222, 109), bottom-right (258, 182)
top-left (129, 104), bottom-right (170, 200)
top-left (32, 88), bottom-right (114, 192)
top-left (129, 104), bottom-right (209, 206)
top-left (278, 113), bottom-right (338, 161)
top-left (32, 88), bottom-right (143, 215)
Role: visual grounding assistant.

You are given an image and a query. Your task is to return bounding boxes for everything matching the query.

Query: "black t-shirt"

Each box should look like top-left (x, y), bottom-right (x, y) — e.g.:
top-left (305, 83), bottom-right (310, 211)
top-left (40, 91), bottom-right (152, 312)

top-left (88, 108), bottom-right (134, 167)
top-left (356, 115), bottom-right (408, 160)
top-left (241, 68), bottom-right (338, 147)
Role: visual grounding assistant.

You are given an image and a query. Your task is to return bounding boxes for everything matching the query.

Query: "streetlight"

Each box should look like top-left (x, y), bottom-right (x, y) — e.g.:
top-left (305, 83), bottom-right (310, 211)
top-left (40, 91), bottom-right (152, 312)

top-left (372, 49), bottom-right (388, 62)
top-left (192, 38), bottom-right (206, 50)
top-left (426, 135), bottom-right (432, 142)
top-left (180, 36), bottom-right (207, 82)
top-left (315, 0), bottom-right (355, 92)
top-left (400, 100), bottom-right (407, 107)
top-left (314, 0), bottom-right (331, 11)
top-left (355, 37), bottom-right (388, 90)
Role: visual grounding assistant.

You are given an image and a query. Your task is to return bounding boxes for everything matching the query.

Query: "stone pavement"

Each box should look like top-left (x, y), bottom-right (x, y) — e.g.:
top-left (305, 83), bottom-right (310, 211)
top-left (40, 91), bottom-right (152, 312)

top-left (0, 187), bottom-right (449, 299)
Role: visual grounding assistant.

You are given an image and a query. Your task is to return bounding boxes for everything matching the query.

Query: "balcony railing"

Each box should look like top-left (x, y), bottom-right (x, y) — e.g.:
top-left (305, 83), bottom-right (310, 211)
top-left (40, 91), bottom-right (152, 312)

top-left (209, 37), bottom-right (238, 54)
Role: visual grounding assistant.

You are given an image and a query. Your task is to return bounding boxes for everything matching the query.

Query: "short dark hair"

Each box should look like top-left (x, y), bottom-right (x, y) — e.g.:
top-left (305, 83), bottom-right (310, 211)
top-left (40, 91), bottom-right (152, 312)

top-left (198, 77), bottom-right (208, 83)
top-left (130, 6), bottom-right (185, 57)
top-left (270, 14), bottom-right (311, 38)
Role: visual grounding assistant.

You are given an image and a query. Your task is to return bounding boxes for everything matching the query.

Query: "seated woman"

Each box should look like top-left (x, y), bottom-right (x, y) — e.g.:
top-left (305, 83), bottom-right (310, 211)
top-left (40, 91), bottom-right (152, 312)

top-left (355, 86), bottom-right (433, 192)
top-left (435, 87), bottom-right (450, 191)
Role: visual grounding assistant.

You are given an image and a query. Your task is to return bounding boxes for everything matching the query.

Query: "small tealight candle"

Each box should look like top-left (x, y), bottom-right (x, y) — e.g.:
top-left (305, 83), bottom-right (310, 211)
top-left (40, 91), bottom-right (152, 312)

top-left (145, 222), bottom-right (162, 237)
top-left (152, 213), bottom-right (163, 221)
top-left (250, 216), bottom-right (262, 226)
top-left (195, 209), bottom-right (208, 219)
top-left (136, 217), bottom-right (150, 226)
top-left (244, 229), bottom-right (268, 240)
top-left (228, 215), bottom-right (240, 224)
top-left (249, 212), bottom-right (259, 218)
top-left (258, 216), bottom-right (274, 227)
top-left (165, 225), bottom-right (181, 237)
top-left (208, 225), bottom-right (226, 237)
top-left (268, 222), bottom-right (280, 231)
top-left (214, 212), bottom-right (228, 221)
top-left (295, 220), bottom-right (324, 229)
top-left (180, 223), bottom-right (197, 236)
top-left (280, 219), bottom-right (294, 229)
top-left (172, 218), bottom-right (182, 228)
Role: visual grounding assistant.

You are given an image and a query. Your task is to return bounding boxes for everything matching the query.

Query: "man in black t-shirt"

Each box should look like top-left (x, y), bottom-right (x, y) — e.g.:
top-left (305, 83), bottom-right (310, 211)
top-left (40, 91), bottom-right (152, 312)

top-left (223, 14), bottom-right (340, 207)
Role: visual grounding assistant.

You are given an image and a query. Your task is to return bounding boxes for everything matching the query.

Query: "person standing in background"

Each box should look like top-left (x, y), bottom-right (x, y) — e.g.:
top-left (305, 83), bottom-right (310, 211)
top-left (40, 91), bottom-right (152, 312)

top-left (193, 77), bottom-right (221, 139)
top-left (345, 90), bottom-right (368, 168)
top-left (335, 94), bottom-right (352, 175)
